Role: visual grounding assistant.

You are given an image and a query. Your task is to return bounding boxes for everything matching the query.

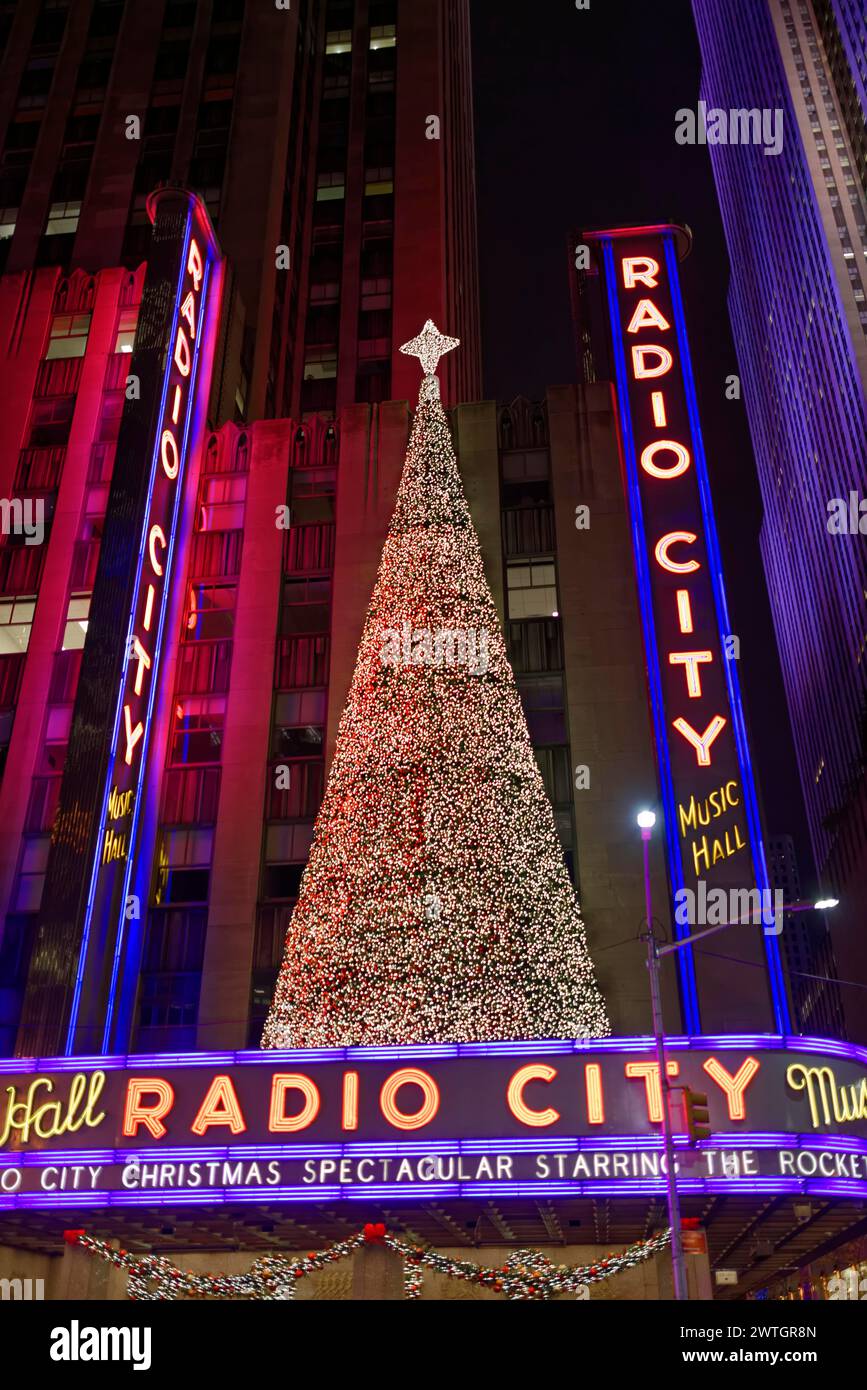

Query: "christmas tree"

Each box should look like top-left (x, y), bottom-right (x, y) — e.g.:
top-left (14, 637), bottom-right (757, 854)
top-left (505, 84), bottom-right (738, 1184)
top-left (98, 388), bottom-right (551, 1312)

top-left (262, 321), bottom-right (609, 1047)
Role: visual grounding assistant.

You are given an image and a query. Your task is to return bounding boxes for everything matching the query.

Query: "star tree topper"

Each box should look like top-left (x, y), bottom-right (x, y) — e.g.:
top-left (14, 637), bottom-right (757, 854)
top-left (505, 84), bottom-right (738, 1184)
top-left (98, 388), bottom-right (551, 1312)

top-left (400, 319), bottom-right (460, 399)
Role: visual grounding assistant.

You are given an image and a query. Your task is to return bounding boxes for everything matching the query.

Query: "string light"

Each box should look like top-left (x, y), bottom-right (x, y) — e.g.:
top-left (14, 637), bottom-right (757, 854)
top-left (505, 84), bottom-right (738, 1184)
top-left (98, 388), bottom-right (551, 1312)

top-left (63, 1225), bottom-right (671, 1301)
top-left (262, 320), bottom-right (609, 1047)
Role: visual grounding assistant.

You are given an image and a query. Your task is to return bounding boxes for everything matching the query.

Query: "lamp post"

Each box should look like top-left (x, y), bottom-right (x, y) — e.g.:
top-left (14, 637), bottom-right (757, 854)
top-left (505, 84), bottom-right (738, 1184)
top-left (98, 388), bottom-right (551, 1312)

top-left (636, 814), bottom-right (841, 1301)
top-left (637, 809), bottom-right (689, 1302)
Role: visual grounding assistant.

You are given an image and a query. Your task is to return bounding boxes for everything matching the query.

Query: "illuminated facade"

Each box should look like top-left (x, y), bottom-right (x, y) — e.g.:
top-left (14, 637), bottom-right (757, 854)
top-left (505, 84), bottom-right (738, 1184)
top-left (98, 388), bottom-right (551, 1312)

top-left (0, 0), bottom-right (481, 417)
top-left (690, 0), bottom-right (867, 1038)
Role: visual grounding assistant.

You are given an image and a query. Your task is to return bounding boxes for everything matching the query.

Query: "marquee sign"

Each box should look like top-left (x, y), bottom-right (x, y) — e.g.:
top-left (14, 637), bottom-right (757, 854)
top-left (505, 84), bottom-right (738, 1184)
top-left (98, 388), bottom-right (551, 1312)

top-left (588, 224), bottom-right (788, 1035)
top-left (1, 1037), bottom-right (865, 1207)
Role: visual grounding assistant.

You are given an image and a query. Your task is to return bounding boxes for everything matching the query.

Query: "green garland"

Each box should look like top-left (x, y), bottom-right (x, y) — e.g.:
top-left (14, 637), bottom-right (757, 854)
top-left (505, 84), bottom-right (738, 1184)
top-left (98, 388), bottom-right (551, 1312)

top-left (63, 1224), bottom-right (671, 1301)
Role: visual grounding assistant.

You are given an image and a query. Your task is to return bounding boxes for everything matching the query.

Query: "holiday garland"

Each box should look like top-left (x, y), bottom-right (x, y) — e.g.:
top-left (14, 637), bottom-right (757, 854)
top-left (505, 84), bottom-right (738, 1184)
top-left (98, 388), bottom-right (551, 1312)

top-left (63, 1223), bottom-right (671, 1301)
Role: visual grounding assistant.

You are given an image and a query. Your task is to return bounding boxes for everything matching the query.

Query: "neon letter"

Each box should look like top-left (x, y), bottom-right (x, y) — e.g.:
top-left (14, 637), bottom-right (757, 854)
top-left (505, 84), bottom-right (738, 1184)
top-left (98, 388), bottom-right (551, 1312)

top-left (703, 1056), bottom-right (760, 1121)
top-left (585, 1063), bottom-right (605, 1125)
top-left (631, 344), bottom-right (673, 379)
top-left (506, 1064), bottom-right (560, 1127)
top-left (673, 714), bottom-right (728, 766)
top-left (179, 290), bottom-right (197, 339)
top-left (123, 704), bottom-right (144, 765)
top-left (626, 298), bottom-right (670, 334)
top-left (149, 524), bottom-right (167, 576)
top-left (268, 1074), bottom-right (320, 1133)
top-left (131, 636), bottom-right (152, 696)
top-left (173, 326), bottom-right (191, 377)
top-left (676, 590), bottom-right (693, 633)
top-left (669, 650), bottom-right (713, 698)
top-left (380, 1068), bottom-right (440, 1130)
top-left (640, 440), bottom-right (691, 479)
top-left (122, 1078), bottom-right (175, 1138)
top-left (191, 1075), bottom-right (246, 1135)
top-left (655, 531), bottom-right (699, 573)
top-left (187, 238), bottom-right (203, 292)
top-left (161, 428), bottom-right (179, 480)
top-left (651, 390), bottom-right (667, 427)
top-left (342, 1071), bottom-right (359, 1131)
top-left (625, 1060), bottom-right (679, 1123)
top-left (622, 255), bottom-right (659, 289)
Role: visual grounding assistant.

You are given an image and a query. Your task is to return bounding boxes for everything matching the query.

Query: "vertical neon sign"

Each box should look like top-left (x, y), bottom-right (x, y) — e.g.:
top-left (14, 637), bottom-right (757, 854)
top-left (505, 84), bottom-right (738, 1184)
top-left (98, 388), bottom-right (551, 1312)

top-left (67, 191), bottom-right (219, 1054)
top-left (589, 224), bottom-right (789, 1035)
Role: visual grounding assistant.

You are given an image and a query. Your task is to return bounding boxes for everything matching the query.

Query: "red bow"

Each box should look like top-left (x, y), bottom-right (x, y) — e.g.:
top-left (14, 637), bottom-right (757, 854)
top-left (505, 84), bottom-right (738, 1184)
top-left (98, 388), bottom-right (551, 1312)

top-left (363, 1222), bottom-right (387, 1244)
top-left (63, 1229), bottom-right (85, 1245)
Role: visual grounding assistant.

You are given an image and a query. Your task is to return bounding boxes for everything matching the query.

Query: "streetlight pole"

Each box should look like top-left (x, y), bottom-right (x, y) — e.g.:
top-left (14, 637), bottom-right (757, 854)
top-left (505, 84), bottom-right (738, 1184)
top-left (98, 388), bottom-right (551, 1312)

top-left (637, 811), bottom-right (689, 1302)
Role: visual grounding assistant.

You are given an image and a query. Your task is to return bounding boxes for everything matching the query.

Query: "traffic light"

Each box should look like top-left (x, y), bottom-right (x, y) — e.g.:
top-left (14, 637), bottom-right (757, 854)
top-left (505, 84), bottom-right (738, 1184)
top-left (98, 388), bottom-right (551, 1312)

top-left (684, 1089), bottom-right (711, 1144)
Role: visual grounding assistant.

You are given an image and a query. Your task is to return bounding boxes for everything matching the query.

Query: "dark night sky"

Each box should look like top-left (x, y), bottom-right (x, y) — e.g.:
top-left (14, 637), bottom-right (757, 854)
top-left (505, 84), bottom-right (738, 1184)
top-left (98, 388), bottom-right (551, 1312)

top-left (469, 0), bottom-right (815, 884)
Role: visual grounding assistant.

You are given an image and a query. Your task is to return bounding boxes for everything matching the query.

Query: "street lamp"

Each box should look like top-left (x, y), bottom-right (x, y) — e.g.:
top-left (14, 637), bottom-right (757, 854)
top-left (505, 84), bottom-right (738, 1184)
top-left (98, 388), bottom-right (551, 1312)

top-left (636, 809), bottom-right (689, 1302)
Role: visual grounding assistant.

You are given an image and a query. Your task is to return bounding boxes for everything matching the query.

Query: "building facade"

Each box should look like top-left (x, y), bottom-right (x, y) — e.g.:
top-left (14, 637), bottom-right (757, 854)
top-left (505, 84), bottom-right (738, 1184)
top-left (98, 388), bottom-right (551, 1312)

top-left (691, 0), bottom-right (867, 1037)
top-left (0, 0), bottom-right (481, 420)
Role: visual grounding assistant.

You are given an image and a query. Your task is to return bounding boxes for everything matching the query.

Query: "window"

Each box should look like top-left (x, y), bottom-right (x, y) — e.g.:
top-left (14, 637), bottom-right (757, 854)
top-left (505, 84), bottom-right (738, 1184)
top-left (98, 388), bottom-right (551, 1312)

top-left (265, 822), bottom-right (314, 863)
top-left (44, 200), bottom-right (81, 236)
top-left (369, 24), bottom-right (396, 48)
top-left (303, 348), bottom-right (338, 379)
top-left (507, 562), bottom-right (558, 619)
top-left (272, 721), bottom-right (324, 759)
top-left (508, 619), bottom-right (563, 675)
top-left (361, 276), bottom-right (391, 310)
top-left (28, 396), bottom-right (75, 447)
top-left (364, 166), bottom-right (393, 196)
top-left (275, 635), bottom-right (329, 689)
top-left (310, 281), bottom-right (339, 304)
top-left (0, 595), bottom-right (37, 654)
top-left (325, 29), bottom-right (352, 54)
top-left (316, 173), bottom-right (345, 203)
top-left (519, 677), bottom-right (567, 745)
top-left (183, 583), bottom-right (236, 642)
top-left (61, 592), bottom-right (90, 649)
top-left (13, 835), bottom-right (50, 912)
top-left (161, 766), bottom-right (221, 824)
top-left (0, 207), bottom-right (17, 241)
top-left (269, 759), bottom-right (324, 820)
top-left (114, 307), bottom-right (138, 353)
top-left (281, 577), bottom-right (331, 634)
top-left (170, 696), bottom-right (226, 764)
top-left (198, 474), bottom-right (246, 531)
top-left (154, 828), bottom-right (213, 905)
top-left (175, 641), bottom-right (232, 694)
top-left (45, 312), bottom-right (91, 360)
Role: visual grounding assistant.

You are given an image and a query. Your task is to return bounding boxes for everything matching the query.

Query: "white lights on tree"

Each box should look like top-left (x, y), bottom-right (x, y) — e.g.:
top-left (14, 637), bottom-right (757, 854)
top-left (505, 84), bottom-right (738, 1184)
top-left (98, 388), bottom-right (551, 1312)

top-left (262, 320), bottom-right (610, 1046)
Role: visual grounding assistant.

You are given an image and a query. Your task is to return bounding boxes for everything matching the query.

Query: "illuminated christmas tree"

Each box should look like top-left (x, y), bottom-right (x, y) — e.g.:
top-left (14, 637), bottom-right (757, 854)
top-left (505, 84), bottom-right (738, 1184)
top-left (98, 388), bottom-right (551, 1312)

top-left (262, 321), bottom-right (609, 1047)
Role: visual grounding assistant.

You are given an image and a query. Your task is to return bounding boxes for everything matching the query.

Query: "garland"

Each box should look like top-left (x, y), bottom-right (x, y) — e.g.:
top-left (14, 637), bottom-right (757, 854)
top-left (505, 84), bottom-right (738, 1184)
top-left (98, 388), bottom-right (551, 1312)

top-left (62, 1223), bottom-right (671, 1301)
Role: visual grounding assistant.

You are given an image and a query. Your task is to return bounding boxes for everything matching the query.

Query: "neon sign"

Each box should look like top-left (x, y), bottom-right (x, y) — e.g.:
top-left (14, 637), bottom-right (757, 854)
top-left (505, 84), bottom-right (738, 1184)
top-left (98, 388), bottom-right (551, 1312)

top-left (589, 225), bottom-right (788, 1034)
top-left (0, 1037), bottom-right (864, 1205)
top-left (67, 192), bottom-right (218, 1055)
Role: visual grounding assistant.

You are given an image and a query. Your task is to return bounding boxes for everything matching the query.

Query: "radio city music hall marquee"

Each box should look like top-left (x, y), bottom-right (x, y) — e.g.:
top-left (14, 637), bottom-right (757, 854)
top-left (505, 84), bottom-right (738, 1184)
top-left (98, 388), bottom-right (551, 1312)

top-left (1, 1037), bottom-right (865, 1208)
top-left (588, 223), bottom-right (788, 1033)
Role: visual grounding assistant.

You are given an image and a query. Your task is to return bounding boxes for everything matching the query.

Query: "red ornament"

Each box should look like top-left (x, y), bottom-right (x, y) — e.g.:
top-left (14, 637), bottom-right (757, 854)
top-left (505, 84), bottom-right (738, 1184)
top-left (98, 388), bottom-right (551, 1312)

top-left (363, 1222), bottom-right (387, 1244)
top-left (63, 1229), bottom-right (85, 1245)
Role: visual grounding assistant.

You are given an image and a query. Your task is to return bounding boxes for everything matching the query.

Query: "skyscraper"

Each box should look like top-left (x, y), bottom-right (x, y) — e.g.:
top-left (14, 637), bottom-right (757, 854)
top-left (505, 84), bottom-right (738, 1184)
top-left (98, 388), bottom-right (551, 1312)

top-left (691, 0), bottom-right (867, 1034)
